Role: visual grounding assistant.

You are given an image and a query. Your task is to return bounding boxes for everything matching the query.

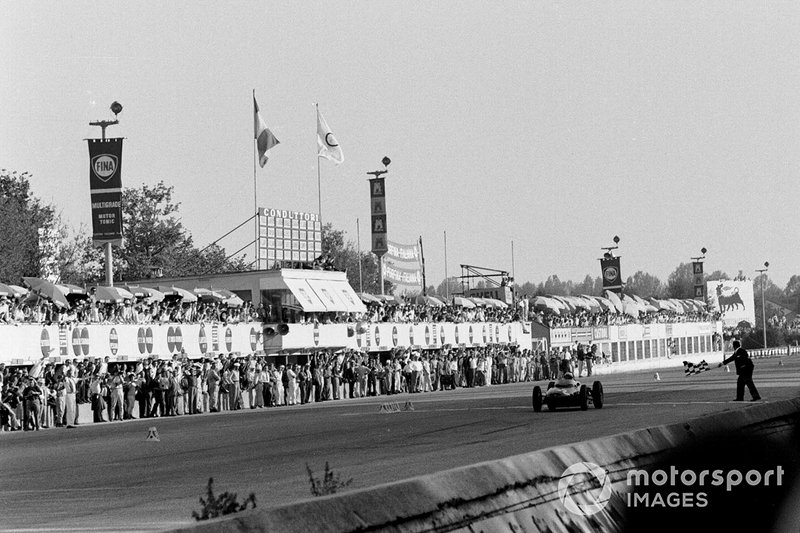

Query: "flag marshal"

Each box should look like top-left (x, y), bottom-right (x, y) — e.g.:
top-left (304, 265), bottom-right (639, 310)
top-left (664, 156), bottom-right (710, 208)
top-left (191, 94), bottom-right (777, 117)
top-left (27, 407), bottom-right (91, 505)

top-left (317, 106), bottom-right (344, 165)
top-left (254, 93), bottom-right (279, 167)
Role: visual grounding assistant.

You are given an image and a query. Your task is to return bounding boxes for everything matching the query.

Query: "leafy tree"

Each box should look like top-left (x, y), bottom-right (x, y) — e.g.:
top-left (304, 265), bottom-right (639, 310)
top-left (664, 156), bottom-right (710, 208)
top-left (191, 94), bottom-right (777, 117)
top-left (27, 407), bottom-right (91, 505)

top-left (434, 276), bottom-right (461, 299)
top-left (517, 281), bottom-right (538, 298)
top-left (705, 270), bottom-right (730, 282)
top-left (573, 274), bottom-right (597, 296)
top-left (753, 273), bottom-right (782, 301)
top-left (57, 229), bottom-right (104, 285)
top-left (543, 275), bottom-right (568, 296)
top-left (665, 262), bottom-right (694, 299)
top-left (321, 223), bottom-right (387, 294)
top-left (115, 181), bottom-right (248, 281)
top-left (592, 275), bottom-right (605, 296)
top-left (784, 275), bottom-right (800, 299)
top-left (623, 271), bottom-right (664, 299)
top-left (0, 170), bottom-right (57, 282)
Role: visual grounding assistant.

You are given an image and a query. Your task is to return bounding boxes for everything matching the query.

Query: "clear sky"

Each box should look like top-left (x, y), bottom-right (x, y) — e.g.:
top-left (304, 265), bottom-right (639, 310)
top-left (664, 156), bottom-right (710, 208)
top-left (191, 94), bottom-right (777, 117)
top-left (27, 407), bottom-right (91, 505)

top-left (2, 2), bottom-right (798, 288)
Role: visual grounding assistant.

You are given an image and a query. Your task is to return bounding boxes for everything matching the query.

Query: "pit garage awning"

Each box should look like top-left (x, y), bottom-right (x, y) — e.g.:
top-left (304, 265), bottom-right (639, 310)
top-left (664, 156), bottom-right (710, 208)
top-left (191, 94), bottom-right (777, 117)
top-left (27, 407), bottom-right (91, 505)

top-left (306, 279), bottom-right (367, 314)
top-left (327, 280), bottom-right (367, 314)
top-left (277, 278), bottom-right (328, 313)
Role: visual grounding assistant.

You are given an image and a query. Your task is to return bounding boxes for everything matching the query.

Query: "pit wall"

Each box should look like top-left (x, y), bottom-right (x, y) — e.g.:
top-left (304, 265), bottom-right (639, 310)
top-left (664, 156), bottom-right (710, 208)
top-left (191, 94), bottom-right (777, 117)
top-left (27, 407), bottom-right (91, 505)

top-left (0, 322), bottom-right (527, 366)
top-left (172, 397), bottom-right (800, 533)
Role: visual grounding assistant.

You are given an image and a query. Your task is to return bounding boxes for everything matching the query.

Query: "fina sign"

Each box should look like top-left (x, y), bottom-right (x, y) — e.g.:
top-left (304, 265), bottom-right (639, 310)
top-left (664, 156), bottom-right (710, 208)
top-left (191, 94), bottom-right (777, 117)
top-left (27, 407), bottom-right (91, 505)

top-left (91, 154), bottom-right (118, 182)
top-left (87, 138), bottom-right (124, 244)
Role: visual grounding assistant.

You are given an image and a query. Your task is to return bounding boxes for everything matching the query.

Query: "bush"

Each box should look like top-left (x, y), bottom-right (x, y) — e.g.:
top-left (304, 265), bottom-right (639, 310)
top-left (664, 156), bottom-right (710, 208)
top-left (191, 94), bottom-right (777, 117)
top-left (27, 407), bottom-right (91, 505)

top-left (192, 477), bottom-right (256, 521)
top-left (741, 328), bottom-right (785, 350)
top-left (306, 462), bottom-right (353, 497)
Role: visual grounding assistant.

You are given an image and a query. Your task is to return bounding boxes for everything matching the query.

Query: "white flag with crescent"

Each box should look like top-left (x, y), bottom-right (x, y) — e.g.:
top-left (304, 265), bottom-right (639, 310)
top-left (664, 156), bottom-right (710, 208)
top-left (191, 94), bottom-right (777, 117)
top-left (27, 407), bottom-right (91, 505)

top-left (317, 107), bottom-right (344, 165)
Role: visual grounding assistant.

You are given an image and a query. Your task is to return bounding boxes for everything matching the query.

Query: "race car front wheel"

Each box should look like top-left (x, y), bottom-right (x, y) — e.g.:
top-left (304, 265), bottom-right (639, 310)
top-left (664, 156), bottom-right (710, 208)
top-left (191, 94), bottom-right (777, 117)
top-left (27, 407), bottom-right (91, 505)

top-left (592, 381), bottom-right (604, 409)
top-left (579, 385), bottom-right (589, 411)
top-left (532, 386), bottom-right (543, 412)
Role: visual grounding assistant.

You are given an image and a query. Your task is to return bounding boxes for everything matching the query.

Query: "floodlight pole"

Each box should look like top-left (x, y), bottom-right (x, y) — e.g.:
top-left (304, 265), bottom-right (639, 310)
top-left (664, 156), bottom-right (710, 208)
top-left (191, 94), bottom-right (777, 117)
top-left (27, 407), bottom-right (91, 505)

top-left (89, 117), bottom-right (119, 287)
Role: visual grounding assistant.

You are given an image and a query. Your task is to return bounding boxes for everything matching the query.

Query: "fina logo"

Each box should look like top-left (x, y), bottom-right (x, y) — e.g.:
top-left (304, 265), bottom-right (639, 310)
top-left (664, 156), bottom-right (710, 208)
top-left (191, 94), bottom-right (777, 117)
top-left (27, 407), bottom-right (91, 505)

top-left (92, 154), bottom-right (118, 182)
top-left (603, 266), bottom-right (618, 282)
top-left (558, 462), bottom-right (613, 516)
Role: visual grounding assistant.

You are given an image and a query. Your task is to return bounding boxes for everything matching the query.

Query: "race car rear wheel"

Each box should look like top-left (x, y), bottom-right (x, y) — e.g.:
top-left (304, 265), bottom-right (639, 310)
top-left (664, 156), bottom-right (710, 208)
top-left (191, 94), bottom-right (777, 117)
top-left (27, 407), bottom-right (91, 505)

top-left (592, 381), bottom-right (604, 409)
top-left (579, 385), bottom-right (589, 411)
top-left (532, 386), bottom-right (543, 412)
top-left (547, 381), bottom-right (555, 391)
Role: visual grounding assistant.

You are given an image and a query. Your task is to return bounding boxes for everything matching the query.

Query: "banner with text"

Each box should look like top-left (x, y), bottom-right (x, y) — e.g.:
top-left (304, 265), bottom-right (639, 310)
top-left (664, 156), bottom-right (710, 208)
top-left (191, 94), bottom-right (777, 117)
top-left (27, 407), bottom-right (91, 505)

top-left (384, 240), bottom-right (422, 292)
top-left (88, 138), bottom-right (124, 245)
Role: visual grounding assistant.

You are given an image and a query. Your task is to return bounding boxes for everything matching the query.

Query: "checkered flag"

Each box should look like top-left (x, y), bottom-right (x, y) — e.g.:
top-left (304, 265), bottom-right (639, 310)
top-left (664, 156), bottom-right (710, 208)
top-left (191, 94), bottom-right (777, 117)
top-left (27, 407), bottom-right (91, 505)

top-left (683, 360), bottom-right (710, 376)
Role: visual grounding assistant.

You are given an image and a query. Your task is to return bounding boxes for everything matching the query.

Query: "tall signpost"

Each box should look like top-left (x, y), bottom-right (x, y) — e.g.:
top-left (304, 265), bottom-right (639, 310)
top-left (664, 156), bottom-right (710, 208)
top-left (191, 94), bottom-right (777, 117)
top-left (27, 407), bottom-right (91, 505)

top-left (88, 101), bottom-right (124, 286)
top-left (368, 157), bottom-right (391, 295)
top-left (600, 235), bottom-right (622, 294)
top-left (756, 261), bottom-right (769, 349)
top-left (691, 247), bottom-right (707, 301)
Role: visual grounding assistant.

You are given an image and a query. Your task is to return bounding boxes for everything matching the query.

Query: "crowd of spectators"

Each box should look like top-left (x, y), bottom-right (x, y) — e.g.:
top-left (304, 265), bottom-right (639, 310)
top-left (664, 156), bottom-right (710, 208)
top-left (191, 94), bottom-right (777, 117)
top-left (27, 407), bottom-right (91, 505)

top-left (0, 287), bottom-right (521, 328)
top-left (532, 306), bottom-right (720, 329)
top-left (0, 343), bottom-right (606, 432)
top-left (0, 294), bottom-right (259, 327)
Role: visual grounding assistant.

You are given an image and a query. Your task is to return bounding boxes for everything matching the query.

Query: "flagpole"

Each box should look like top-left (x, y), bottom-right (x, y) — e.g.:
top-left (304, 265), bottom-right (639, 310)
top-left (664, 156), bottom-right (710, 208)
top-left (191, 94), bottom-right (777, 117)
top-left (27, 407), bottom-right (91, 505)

top-left (315, 103), bottom-right (323, 222)
top-left (357, 218), bottom-right (363, 293)
top-left (444, 230), bottom-right (449, 300)
top-left (253, 90), bottom-right (259, 270)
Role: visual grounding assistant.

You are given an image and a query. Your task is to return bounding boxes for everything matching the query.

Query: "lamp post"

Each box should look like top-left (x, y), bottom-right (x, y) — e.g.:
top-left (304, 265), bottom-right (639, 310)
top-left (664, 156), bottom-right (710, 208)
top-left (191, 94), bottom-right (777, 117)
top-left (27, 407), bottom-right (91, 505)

top-left (89, 101), bottom-right (123, 286)
top-left (756, 262), bottom-right (769, 349)
top-left (367, 156), bottom-right (391, 295)
top-left (691, 247), bottom-right (707, 301)
top-left (599, 235), bottom-right (622, 293)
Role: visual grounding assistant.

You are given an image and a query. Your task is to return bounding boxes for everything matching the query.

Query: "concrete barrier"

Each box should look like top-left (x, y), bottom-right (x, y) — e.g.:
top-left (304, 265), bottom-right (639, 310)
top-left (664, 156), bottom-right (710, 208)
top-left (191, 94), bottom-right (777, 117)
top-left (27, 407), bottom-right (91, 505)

top-left (171, 397), bottom-right (800, 533)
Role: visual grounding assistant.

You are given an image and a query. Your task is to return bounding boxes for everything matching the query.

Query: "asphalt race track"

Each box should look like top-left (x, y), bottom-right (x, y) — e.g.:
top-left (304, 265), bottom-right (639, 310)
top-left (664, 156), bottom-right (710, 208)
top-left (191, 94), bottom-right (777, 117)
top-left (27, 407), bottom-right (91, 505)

top-left (3, 356), bottom-right (800, 532)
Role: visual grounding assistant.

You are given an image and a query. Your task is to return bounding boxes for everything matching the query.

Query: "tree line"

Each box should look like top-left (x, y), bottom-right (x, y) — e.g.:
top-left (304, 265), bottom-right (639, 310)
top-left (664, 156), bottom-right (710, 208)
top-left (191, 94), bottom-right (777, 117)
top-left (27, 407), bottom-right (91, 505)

top-left (3, 167), bottom-right (799, 314)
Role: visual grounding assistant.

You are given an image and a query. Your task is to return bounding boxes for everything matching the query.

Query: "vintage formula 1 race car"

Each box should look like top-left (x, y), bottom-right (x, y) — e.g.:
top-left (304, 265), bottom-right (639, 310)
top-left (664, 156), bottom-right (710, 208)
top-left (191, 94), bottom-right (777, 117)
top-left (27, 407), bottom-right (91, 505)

top-left (531, 373), bottom-right (604, 412)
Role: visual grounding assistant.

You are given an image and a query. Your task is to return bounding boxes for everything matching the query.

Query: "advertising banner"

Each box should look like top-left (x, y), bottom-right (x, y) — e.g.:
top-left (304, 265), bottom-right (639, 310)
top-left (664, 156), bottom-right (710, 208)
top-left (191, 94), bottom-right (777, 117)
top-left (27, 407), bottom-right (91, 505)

top-left (692, 261), bottom-right (705, 299)
top-left (88, 138), bottom-right (124, 244)
top-left (369, 178), bottom-right (388, 256)
top-left (600, 256), bottom-right (622, 292)
top-left (706, 279), bottom-right (756, 328)
top-left (384, 240), bottom-right (422, 292)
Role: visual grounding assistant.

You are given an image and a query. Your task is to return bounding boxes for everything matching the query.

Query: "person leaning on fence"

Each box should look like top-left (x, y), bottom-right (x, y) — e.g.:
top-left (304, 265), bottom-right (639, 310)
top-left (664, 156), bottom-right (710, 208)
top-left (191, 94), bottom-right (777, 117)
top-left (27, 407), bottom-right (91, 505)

top-left (720, 340), bottom-right (761, 402)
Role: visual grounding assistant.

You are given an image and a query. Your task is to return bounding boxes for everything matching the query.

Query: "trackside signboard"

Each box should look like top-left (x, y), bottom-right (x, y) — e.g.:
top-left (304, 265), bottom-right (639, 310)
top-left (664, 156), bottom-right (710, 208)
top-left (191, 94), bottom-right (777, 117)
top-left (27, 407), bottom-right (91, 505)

top-left (706, 280), bottom-right (756, 328)
top-left (87, 138), bottom-right (124, 245)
